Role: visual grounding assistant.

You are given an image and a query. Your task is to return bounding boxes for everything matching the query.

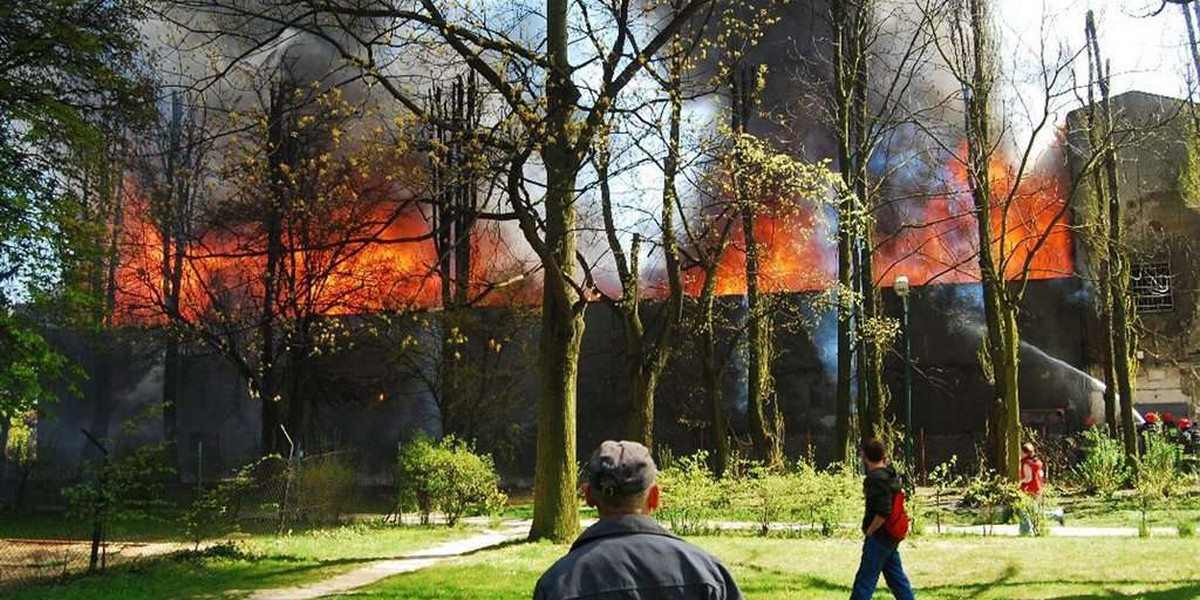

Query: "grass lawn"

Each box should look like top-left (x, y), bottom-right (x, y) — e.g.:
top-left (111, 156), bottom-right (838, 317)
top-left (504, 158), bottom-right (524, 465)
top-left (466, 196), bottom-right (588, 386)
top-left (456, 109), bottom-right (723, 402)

top-left (3, 523), bottom-right (477, 600)
top-left (333, 535), bottom-right (1200, 600)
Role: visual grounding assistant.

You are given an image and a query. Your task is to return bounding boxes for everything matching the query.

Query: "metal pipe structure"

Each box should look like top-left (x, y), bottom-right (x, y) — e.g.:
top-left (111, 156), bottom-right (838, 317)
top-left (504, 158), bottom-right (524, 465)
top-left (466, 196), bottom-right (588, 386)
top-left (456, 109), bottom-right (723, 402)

top-left (894, 275), bottom-right (913, 475)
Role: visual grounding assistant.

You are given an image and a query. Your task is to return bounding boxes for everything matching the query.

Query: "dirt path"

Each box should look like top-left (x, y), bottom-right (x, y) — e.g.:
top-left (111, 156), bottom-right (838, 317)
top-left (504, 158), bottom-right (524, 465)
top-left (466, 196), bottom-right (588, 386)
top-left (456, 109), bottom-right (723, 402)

top-left (244, 521), bottom-right (531, 600)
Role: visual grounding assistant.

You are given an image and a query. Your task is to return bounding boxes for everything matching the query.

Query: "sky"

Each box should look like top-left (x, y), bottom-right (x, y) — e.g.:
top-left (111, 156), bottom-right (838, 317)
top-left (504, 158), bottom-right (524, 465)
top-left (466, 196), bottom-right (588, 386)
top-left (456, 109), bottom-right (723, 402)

top-left (998, 0), bottom-right (1192, 96)
top-left (997, 0), bottom-right (1193, 150)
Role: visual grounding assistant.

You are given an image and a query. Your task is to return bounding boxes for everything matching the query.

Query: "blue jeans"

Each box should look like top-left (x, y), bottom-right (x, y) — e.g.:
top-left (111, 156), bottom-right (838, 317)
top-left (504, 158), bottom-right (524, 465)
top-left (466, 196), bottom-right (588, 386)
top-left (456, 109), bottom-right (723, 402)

top-left (849, 536), bottom-right (916, 600)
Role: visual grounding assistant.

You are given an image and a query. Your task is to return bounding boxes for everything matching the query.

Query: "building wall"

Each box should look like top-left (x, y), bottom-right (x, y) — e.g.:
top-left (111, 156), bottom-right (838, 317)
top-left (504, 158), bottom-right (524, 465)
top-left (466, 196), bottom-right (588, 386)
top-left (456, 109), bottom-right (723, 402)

top-left (1066, 90), bottom-right (1200, 421)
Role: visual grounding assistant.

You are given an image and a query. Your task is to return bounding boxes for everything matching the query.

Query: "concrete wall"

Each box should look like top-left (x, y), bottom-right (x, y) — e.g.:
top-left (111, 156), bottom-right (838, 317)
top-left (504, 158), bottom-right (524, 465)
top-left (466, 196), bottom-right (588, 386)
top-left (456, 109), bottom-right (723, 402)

top-left (1066, 90), bottom-right (1200, 421)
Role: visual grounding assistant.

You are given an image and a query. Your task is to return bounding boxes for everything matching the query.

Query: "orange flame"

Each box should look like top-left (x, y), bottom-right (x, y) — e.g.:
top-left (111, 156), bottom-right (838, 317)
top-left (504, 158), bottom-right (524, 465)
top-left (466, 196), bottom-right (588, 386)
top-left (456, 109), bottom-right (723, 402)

top-left (683, 142), bottom-right (1073, 296)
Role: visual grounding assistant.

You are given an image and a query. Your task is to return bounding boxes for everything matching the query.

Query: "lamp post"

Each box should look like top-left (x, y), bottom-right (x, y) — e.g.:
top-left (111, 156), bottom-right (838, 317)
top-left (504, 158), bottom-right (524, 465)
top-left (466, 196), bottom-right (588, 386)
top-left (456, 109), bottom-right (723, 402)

top-left (894, 274), bottom-right (913, 475)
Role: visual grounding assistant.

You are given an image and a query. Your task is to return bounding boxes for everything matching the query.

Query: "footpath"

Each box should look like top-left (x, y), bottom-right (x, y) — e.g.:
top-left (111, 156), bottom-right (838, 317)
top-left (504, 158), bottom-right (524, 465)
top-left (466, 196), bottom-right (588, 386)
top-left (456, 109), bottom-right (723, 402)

top-left (245, 520), bottom-right (530, 600)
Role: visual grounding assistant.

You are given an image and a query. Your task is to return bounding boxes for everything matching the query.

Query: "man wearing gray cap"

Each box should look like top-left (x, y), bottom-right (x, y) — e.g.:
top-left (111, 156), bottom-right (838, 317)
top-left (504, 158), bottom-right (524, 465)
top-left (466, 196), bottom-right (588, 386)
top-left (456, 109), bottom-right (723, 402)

top-left (533, 440), bottom-right (744, 600)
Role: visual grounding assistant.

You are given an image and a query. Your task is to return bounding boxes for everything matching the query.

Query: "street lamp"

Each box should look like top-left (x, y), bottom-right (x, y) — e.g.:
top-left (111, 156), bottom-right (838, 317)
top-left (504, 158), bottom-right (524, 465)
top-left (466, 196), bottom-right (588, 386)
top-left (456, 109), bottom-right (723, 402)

top-left (894, 274), bottom-right (913, 475)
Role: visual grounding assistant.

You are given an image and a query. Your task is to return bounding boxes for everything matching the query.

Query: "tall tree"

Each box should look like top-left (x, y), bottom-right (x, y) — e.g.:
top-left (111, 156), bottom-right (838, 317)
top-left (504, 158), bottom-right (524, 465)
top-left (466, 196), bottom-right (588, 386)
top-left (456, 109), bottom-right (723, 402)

top-left (128, 90), bottom-right (210, 459)
top-left (1085, 11), bottom-right (1138, 460)
top-left (926, 0), bottom-right (1096, 478)
top-left (729, 65), bottom-right (786, 466)
top-left (591, 7), bottom-right (699, 449)
top-left (0, 0), bottom-right (150, 421)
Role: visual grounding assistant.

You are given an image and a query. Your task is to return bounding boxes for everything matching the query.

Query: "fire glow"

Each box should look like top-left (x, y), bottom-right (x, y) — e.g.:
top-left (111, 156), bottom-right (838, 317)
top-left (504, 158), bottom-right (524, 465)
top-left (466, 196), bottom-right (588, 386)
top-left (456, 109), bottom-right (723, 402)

top-left (114, 143), bottom-right (1072, 322)
top-left (687, 144), bottom-right (1073, 296)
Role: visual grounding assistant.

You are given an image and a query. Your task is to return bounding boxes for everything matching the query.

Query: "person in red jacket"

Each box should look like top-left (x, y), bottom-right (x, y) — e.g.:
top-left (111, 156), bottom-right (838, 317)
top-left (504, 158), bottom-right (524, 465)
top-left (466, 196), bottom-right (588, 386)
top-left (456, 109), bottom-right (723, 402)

top-left (1017, 442), bottom-right (1063, 534)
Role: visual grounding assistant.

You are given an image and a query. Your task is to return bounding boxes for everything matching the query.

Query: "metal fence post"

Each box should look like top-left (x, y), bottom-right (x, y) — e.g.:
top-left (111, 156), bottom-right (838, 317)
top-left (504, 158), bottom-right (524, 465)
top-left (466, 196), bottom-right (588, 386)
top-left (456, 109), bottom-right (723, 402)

top-left (80, 429), bottom-right (108, 575)
top-left (277, 425), bottom-right (295, 534)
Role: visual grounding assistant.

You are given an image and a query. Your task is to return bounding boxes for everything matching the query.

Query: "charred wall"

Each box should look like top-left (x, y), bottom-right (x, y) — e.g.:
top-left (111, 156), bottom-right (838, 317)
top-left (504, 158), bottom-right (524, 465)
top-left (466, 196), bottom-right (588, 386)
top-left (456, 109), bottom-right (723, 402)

top-left (24, 276), bottom-right (1094, 488)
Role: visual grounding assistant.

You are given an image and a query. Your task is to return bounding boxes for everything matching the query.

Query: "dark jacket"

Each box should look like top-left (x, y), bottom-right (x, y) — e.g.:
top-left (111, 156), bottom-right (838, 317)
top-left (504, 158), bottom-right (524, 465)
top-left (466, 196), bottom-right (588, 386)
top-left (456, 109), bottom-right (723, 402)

top-left (861, 465), bottom-right (903, 545)
top-left (533, 514), bottom-right (743, 600)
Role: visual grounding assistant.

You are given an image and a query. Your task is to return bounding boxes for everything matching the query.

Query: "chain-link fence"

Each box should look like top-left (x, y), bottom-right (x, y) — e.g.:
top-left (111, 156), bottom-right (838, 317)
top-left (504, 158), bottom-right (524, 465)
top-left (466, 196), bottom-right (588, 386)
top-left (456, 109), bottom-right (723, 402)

top-left (0, 446), bottom-right (363, 591)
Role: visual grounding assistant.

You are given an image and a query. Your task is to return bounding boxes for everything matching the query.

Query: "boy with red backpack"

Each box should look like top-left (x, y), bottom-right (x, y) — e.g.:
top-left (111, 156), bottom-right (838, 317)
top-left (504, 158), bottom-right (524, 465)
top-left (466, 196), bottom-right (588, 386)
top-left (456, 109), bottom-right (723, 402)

top-left (850, 438), bottom-right (917, 600)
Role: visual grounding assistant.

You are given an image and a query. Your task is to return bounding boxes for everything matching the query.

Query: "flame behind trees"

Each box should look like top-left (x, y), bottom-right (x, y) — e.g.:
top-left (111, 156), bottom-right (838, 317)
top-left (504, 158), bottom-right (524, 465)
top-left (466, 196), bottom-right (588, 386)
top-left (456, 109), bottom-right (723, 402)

top-left (118, 81), bottom-right (443, 452)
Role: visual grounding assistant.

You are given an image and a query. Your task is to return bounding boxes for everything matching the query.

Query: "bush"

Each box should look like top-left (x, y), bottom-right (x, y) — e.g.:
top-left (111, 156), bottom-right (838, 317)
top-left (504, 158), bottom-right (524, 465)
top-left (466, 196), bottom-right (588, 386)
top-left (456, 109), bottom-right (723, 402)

top-left (395, 433), bottom-right (506, 526)
top-left (1134, 430), bottom-right (1187, 534)
top-left (1075, 427), bottom-right (1129, 498)
top-left (960, 468), bottom-right (1019, 531)
top-left (293, 451), bottom-right (357, 526)
top-left (657, 453), bottom-right (858, 538)
top-left (63, 443), bottom-right (175, 524)
top-left (1178, 518), bottom-right (1196, 538)
top-left (657, 451), bottom-right (724, 535)
top-left (734, 465), bottom-right (803, 536)
top-left (724, 460), bottom-right (858, 537)
top-left (801, 462), bottom-right (859, 536)
top-left (182, 455), bottom-right (285, 547)
top-left (928, 456), bottom-right (962, 534)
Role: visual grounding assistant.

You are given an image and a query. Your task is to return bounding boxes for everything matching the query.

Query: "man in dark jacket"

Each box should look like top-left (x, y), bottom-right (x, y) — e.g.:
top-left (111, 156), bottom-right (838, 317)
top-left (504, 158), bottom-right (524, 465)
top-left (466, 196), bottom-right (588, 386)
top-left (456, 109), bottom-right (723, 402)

top-left (850, 438), bottom-right (917, 600)
top-left (533, 440), bottom-right (744, 600)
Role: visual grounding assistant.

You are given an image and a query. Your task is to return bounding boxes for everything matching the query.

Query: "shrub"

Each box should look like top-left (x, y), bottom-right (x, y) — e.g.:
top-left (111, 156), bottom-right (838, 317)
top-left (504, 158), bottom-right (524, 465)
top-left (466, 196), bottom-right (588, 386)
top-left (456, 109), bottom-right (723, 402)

top-left (1075, 427), bottom-right (1129, 498)
top-left (5, 413), bottom-right (37, 512)
top-left (725, 460), bottom-right (858, 537)
top-left (1179, 518), bottom-right (1196, 538)
top-left (395, 433), bottom-right (506, 526)
top-left (735, 465), bottom-right (803, 536)
top-left (293, 451), bottom-right (357, 526)
top-left (1134, 430), bottom-right (1187, 534)
top-left (182, 455), bottom-right (285, 547)
top-left (802, 463), bottom-right (859, 537)
top-left (929, 456), bottom-right (962, 534)
top-left (396, 433), bottom-right (440, 522)
top-left (438, 441), bottom-right (507, 525)
top-left (960, 468), bottom-right (1019, 532)
top-left (657, 451), bottom-right (724, 535)
top-left (64, 444), bottom-right (175, 523)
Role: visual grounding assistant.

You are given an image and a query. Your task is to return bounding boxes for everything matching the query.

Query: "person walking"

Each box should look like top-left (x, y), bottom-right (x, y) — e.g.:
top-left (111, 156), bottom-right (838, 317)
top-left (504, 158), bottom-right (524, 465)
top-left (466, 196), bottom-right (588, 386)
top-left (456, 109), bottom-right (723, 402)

top-left (849, 438), bottom-right (917, 600)
top-left (534, 440), bottom-right (744, 600)
top-left (1017, 442), bottom-right (1044, 536)
top-left (1018, 442), bottom-right (1064, 534)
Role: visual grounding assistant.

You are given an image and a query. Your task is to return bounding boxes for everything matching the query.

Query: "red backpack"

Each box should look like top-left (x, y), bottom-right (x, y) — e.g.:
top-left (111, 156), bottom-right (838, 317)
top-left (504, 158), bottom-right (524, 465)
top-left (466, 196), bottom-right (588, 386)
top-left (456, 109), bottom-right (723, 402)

top-left (883, 489), bottom-right (910, 542)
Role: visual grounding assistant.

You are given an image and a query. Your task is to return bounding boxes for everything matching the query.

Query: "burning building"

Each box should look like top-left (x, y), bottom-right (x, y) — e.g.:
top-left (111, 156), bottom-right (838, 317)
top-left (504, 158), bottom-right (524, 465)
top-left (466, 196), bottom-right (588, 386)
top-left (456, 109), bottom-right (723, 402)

top-left (13, 89), bottom-right (1200, 489)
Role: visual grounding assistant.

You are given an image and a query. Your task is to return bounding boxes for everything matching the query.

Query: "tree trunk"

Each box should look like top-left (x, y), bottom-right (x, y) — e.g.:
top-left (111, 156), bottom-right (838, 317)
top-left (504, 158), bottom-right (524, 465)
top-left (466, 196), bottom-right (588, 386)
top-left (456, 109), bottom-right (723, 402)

top-left (285, 319), bottom-right (312, 447)
top-left (963, 0), bottom-right (1020, 480)
top-left (530, 0), bottom-right (584, 542)
top-left (625, 354), bottom-right (658, 447)
top-left (730, 66), bottom-right (783, 467)
top-left (698, 259), bottom-right (731, 477)
top-left (1087, 11), bottom-right (1137, 460)
top-left (260, 84), bottom-right (291, 456)
top-left (997, 305), bottom-right (1021, 479)
top-left (858, 230), bottom-right (886, 441)
top-left (742, 202), bottom-right (781, 465)
top-left (831, 0), bottom-right (855, 460)
top-left (612, 36), bottom-right (686, 448)
top-left (529, 262), bottom-right (585, 542)
top-left (1101, 297), bottom-right (1119, 436)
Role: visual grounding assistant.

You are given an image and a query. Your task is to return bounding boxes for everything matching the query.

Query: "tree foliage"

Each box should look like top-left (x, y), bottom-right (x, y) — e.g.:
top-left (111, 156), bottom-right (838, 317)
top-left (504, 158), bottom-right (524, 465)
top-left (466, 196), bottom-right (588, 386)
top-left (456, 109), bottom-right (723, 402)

top-left (0, 0), bottom-right (152, 416)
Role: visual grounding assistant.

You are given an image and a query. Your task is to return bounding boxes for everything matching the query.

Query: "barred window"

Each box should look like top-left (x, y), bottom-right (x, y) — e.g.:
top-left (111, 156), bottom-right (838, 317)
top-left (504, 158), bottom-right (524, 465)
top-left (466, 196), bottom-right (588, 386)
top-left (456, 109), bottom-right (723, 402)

top-left (1131, 260), bottom-right (1174, 313)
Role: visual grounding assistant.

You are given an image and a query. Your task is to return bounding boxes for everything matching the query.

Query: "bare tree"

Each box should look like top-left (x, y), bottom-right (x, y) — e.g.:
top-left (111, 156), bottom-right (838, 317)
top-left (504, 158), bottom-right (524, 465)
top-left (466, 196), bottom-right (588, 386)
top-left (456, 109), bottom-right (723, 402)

top-left (1084, 11), bottom-right (1138, 460)
top-left (921, 0), bottom-right (1101, 477)
top-left (128, 89), bottom-right (211, 458)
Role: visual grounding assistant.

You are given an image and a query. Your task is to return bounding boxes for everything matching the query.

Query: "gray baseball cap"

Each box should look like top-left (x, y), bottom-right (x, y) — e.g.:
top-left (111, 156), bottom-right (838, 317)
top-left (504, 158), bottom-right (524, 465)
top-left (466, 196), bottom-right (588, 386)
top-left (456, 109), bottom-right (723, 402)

top-left (587, 440), bottom-right (657, 496)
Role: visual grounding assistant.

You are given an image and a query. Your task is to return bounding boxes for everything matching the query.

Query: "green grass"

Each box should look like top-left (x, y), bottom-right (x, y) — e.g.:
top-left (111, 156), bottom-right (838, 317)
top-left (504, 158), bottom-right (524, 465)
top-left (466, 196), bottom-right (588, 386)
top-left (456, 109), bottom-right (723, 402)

top-left (3, 523), bottom-right (478, 600)
top-left (333, 535), bottom-right (1200, 600)
top-left (241, 522), bottom-right (477, 561)
top-left (4, 550), bottom-right (352, 600)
